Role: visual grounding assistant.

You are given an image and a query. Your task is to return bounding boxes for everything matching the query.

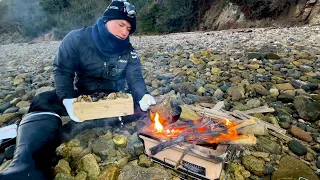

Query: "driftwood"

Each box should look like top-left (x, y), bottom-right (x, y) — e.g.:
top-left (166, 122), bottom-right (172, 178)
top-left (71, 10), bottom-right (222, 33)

top-left (241, 105), bottom-right (275, 115)
top-left (219, 135), bottom-right (257, 145)
top-left (187, 102), bottom-right (287, 135)
top-left (212, 101), bottom-right (225, 110)
top-left (233, 110), bottom-right (286, 134)
top-left (234, 118), bottom-right (268, 136)
top-left (237, 125), bottom-right (268, 136)
top-left (186, 105), bottom-right (240, 122)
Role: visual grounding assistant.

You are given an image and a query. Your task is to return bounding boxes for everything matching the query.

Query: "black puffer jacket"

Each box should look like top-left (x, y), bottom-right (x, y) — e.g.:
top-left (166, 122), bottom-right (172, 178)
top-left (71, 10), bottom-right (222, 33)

top-left (53, 27), bottom-right (148, 102)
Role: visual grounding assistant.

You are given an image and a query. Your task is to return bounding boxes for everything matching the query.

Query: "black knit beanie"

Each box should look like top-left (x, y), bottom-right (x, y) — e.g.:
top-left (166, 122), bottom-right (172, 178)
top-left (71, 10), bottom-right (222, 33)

top-left (102, 1), bottom-right (137, 34)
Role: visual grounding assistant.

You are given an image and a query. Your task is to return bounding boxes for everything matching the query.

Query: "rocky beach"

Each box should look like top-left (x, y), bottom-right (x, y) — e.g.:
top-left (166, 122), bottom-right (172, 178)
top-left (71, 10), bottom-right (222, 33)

top-left (0, 25), bottom-right (320, 179)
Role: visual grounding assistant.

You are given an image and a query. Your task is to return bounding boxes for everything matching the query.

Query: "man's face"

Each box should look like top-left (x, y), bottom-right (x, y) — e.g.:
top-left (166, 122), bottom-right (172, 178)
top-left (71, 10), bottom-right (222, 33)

top-left (105, 19), bottom-right (131, 40)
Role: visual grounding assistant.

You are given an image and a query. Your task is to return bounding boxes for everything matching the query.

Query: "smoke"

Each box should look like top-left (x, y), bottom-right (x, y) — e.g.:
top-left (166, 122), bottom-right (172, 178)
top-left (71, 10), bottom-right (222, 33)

top-left (0, 0), bottom-right (48, 36)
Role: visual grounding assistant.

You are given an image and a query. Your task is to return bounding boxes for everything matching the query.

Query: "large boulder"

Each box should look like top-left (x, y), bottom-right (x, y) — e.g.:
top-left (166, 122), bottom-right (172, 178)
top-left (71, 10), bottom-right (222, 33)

top-left (272, 155), bottom-right (319, 180)
top-left (294, 95), bottom-right (320, 122)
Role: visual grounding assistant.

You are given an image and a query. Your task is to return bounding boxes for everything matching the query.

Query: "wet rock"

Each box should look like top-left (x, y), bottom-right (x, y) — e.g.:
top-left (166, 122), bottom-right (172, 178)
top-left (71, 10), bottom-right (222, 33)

top-left (78, 154), bottom-right (100, 178)
top-left (15, 101), bottom-right (30, 109)
top-left (56, 143), bottom-right (72, 158)
top-left (172, 83), bottom-right (196, 94)
top-left (213, 88), bottom-right (224, 100)
top-left (264, 165), bottom-right (275, 175)
top-left (297, 123), bottom-right (307, 130)
top-left (13, 73), bottom-right (31, 86)
top-left (288, 140), bottom-right (307, 156)
top-left (247, 52), bottom-right (264, 59)
top-left (290, 126), bottom-right (313, 142)
top-left (305, 126), bottom-right (318, 133)
top-left (278, 94), bottom-right (295, 103)
top-left (0, 113), bottom-right (21, 126)
top-left (21, 93), bottom-right (34, 101)
top-left (113, 134), bottom-right (128, 148)
top-left (3, 107), bottom-right (19, 114)
top-left (265, 53), bottom-right (281, 59)
top-left (54, 173), bottom-right (74, 180)
top-left (91, 138), bottom-right (116, 157)
top-left (227, 86), bottom-right (245, 101)
top-left (250, 151), bottom-right (269, 158)
top-left (242, 155), bottom-right (265, 176)
top-left (118, 165), bottom-right (172, 180)
top-left (273, 83), bottom-right (295, 91)
top-left (4, 91), bottom-right (25, 102)
top-left (231, 162), bottom-right (250, 178)
top-left (115, 157), bottom-right (130, 168)
top-left (138, 154), bottom-right (152, 168)
top-left (269, 88), bottom-right (279, 97)
top-left (75, 171), bottom-right (87, 180)
top-left (10, 98), bottom-right (22, 106)
top-left (279, 121), bottom-right (291, 129)
top-left (55, 159), bottom-right (71, 175)
top-left (232, 102), bottom-right (251, 111)
top-left (71, 147), bottom-right (89, 161)
top-left (293, 95), bottom-right (320, 122)
top-left (255, 136), bottom-right (282, 154)
top-left (56, 139), bottom-right (81, 158)
top-left (305, 153), bottom-right (315, 162)
top-left (0, 102), bottom-right (12, 113)
top-left (126, 132), bottom-right (144, 156)
top-left (246, 98), bottom-right (261, 108)
top-left (98, 164), bottom-right (120, 180)
top-left (211, 67), bottom-right (221, 74)
top-left (247, 84), bottom-right (270, 96)
top-left (272, 155), bottom-right (318, 180)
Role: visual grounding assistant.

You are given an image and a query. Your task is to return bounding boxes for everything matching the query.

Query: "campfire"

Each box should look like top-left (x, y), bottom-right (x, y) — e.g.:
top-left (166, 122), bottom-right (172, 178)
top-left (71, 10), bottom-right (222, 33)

top-left (149, 112), bottom-right (240, 144)
top-left (137, 98), bottom-right (276, 180)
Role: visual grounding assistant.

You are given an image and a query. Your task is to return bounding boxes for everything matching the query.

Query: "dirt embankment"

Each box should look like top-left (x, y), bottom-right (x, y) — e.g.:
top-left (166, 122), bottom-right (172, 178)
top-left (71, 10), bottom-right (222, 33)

top-left (199, 0), bottom-right (320, 31)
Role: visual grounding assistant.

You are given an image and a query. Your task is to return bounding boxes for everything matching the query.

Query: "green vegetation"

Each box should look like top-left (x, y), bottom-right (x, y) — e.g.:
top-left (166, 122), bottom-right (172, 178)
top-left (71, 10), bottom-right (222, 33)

top-left (0, 0), bottom-right (296, 39)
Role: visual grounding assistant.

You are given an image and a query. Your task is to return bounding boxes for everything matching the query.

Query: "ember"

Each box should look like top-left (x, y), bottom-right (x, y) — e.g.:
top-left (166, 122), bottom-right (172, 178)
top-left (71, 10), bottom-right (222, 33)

top-left (145, 113), bottom-right (240, 145)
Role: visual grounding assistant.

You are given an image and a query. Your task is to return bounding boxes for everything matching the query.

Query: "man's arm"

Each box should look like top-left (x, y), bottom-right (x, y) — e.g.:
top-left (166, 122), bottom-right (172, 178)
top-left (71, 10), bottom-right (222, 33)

top-left (125, 49), bottom-right (148, 102)
top-left (53, 31), bottom-right (79, 101)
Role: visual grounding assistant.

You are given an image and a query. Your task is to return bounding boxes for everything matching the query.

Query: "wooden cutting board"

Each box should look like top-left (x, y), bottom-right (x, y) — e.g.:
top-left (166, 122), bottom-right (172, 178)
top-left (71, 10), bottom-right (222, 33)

top-left (73, 94), bottom-right (134, 121)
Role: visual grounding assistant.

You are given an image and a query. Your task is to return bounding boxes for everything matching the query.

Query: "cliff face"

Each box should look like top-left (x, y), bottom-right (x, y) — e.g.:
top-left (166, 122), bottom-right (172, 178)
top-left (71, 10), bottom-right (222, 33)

top-left (199, 0), bottom-right (320, 31)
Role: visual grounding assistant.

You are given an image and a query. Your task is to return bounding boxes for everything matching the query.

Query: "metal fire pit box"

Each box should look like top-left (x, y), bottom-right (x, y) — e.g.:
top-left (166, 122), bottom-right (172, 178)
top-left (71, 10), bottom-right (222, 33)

top-left (139, 133), bottom-right (229, 180)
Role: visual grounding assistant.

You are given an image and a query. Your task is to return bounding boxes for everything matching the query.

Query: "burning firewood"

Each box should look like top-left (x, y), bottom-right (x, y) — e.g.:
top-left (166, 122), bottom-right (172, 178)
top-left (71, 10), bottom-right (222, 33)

top-left (145, 117), bottom-right (239, 155)
top-left (141, 100), bottom-right (277, 160)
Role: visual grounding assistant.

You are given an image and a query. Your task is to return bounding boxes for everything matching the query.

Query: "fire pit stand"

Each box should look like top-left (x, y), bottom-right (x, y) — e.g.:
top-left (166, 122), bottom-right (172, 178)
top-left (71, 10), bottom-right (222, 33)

top-left (139, 133), bottom-right (238, 180)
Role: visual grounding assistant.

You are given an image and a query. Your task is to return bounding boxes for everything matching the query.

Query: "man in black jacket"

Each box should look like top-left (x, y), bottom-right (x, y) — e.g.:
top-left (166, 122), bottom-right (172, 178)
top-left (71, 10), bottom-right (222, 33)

top-left (0, 0), bottom-right (155, 179)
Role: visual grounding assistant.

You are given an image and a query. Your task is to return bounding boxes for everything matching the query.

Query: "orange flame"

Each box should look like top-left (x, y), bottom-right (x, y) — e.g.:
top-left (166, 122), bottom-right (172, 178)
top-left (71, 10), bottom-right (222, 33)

top-left (154, 113), bottom-right (163, 133)
top-left (148, 115), bottom-right (240, 144)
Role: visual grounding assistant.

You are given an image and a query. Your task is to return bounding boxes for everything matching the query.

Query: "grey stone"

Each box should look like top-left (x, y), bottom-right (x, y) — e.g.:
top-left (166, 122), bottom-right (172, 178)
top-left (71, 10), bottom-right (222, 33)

top-left (272, 155), bottom-right (318, 180)
top-left (288, 140), bottom-right (307, 156)
top-left (0, 102), bottom-right (12, 113)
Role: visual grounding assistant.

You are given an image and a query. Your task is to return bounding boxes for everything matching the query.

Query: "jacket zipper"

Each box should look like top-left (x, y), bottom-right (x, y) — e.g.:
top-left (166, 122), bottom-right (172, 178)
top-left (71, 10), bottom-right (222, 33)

top-left (98, 62), bottom-right (107, 89)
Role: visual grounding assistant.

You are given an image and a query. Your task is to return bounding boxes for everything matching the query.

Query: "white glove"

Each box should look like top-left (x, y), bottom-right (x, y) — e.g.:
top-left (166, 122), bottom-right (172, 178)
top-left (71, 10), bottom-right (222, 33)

top-left (62, 98), bottom-right (81, 122)
top-left (139, 94), bottom-right (156, 111)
